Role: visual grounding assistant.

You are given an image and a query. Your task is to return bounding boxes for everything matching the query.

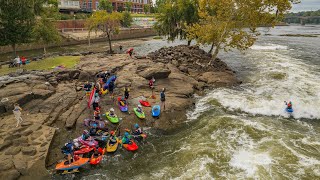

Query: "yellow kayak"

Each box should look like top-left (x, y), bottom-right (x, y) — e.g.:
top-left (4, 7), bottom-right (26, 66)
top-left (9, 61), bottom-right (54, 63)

top-left (106, 138), bottom-right (119, 153)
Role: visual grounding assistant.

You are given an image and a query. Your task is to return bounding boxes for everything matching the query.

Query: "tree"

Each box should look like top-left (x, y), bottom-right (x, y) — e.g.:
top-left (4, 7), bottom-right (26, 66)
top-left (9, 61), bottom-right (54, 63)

top-left (125, 2), bottom-right (133, 12)
top-left (86, 11), bottom-right (122, 53)
top-left (154, 0), bottom-right (199, 45)
top-left (117, 6), bottom-right (124, 12)
top-left (187, 0), bottom-right (294, 63)
top-left (121, 11), bottom-right (133, 28)
top-left (33, 17), bottom-right (61, 54)
top-left (99, 0), bottom-right (113, 12)
top-left (0, 0), bottom-right (36, 56)
top-left (144, 4), bottom-right (150, 14)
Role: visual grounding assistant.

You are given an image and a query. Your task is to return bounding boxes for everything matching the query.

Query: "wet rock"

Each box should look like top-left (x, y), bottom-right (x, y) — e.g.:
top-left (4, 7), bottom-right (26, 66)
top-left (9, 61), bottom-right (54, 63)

top-left (21, 147), bottom-right (36, 156)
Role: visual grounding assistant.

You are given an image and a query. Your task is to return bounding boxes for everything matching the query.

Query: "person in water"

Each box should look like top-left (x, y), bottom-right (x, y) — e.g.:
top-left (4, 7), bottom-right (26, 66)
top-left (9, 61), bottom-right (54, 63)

top-left (109, 108), bottom-right (116, 117)
top-left (109, 131), bottom-right (118, 145)
top-left (62, 141), bottom-right (74, 165)
top-left (122, 132), bottom-right (132, 144)
top-left (160, 88), bottom-right (166, 111)
top-left (137, 104), bottom-right (143, 113)
top-left (133, 124), bottom-right (142, 135)
top-left (124, 86), bottom-right (130, 100)
top-left (285, 101), bottom-right (293, 110)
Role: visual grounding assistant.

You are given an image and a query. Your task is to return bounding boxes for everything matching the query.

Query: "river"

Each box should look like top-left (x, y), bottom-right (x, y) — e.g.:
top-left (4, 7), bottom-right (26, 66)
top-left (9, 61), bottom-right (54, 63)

top-left (54, 25), bottom-right (320, 179)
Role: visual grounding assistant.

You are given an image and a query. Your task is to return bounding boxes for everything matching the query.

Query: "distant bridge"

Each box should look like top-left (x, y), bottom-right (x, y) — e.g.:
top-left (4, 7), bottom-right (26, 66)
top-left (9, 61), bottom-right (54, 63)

top-left (284, 16), bottom-right (320, 25)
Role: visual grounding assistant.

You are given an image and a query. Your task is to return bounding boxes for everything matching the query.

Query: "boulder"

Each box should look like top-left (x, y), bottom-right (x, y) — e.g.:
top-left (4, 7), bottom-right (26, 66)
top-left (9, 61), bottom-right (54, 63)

top-left (199, 72), bottom-right (240, 86)
top-left (78, 71), bottom-right (91, 81)
top-left (138, 67), bottom-right (171, 80)
top-left (178, 66), bottom-right (189, 74)
top-left (21, 147), bottom-right (36, 156)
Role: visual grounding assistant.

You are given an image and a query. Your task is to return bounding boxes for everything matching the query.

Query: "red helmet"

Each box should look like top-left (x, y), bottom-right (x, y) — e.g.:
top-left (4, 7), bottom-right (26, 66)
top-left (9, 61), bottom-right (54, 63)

top-left (96, 107), bottom-right (100, 111)
top-left (110, 131), bottom-right (115, 135)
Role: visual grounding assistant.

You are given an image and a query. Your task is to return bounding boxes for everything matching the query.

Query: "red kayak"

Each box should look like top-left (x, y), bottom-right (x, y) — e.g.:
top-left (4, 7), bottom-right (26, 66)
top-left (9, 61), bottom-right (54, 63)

top-left (139, 100), bottom-right (151, 107)
top-left (74, 146), bottom-right (94, 155)
top-left (122, 140), bottom-right (139, 151)
top-left (90, 148), bottom-right (105, 165)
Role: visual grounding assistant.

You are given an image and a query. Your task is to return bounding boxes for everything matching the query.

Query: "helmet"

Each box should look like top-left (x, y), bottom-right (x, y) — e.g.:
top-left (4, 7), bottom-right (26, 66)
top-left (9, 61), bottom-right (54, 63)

top-left (93, 123), bottom-right (98, 128)
top-left (110, 131), bottom-right (115, 135)
top-left (134, 124), bottom-right (139, 129)
top-left (102, 135), bottom-right (107, 141)
top-left (124, 132), bottom-right (129, 137)
top-left (95, 107), bottom-right (100, 111)
top-left (110, 108), bottom-right (114, 112)
top-left (138, 105), bottom-right (142, 108)
top-left (95, 93), bottom-right (99, 97)
top-left (83, 130), bottom-right (89, 135)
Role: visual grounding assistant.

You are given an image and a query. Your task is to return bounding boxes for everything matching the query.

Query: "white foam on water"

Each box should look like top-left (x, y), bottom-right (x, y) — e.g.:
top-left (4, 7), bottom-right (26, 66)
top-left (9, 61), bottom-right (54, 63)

top-left (186, 95), bottom-right (213, 121)
top-left (230, 150), bottom-right (272, 178)
top-left (250, 43), bottom-right (288, 50)
top-left (205, 50), bottom-right (320, 119)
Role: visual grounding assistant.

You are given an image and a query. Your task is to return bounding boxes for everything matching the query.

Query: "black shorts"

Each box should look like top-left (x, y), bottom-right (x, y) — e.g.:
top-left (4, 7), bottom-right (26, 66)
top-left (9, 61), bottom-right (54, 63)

top-left (161, 98), bottom-right (165, 102)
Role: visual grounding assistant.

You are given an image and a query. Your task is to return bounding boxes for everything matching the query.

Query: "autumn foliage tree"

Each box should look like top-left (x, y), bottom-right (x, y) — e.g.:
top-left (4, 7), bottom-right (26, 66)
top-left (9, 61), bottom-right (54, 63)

top-left (86, 11), bottom-right (122, 53)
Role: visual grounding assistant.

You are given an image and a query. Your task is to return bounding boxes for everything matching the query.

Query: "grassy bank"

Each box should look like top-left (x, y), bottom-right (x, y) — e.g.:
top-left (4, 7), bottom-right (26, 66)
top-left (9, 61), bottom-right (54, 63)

top-left (0, 56), bottom-right (81, 75)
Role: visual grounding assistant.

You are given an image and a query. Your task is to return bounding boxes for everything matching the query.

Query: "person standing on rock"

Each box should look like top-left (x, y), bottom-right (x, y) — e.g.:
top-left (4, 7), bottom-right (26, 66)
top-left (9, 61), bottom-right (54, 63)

top-left (13, 103), bottom-right (23, 127)
top-left (127, 48), bottom-right (134, 58)
top-left (108, 80), bottom-right (115, 101)
top-left (149, 77), bottom-right (155, 99)
top-left (160, 88), bottom-right (166, 111)
top-left (124, 86), bottom-right (130, 100)
top-left (119, 45), bottom-right (123, 53)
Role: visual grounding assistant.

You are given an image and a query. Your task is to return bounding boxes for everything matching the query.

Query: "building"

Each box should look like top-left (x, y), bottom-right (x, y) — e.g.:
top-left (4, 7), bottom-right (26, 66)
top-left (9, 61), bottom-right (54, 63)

top-left (58, 0), bottom-right (81, 13)
top-left (79, 0), bottom-right (99, 13)
top-left (110, 0), bottom-right (152, 13)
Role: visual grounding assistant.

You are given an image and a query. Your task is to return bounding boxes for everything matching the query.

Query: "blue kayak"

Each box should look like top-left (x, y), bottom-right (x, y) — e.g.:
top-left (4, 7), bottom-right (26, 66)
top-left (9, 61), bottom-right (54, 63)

top-left (103, 75), bottom-right (117, 90)
top-left (152, 105), bottom-right (161, 117)
top-left (286, 108), bottom-right (293, 113)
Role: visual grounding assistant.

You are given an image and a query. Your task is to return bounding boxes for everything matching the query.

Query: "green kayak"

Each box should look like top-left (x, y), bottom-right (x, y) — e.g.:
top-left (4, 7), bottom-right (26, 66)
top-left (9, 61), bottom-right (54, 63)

top-left (133, 108), bottom-right (146, 119)
top-left (106, 112), bottom-right (119, 123)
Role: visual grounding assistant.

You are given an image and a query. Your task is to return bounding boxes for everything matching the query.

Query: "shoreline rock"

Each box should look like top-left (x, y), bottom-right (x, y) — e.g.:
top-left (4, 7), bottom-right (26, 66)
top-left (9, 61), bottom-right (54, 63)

top-left (0, 45), bottom-right (240, 179)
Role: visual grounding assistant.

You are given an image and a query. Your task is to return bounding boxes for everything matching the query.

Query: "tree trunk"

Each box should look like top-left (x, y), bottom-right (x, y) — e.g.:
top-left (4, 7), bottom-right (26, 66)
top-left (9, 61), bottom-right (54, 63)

top-left (43, 45), bottom-right (47, 55)
top-left (209, 46), bottom-right (220, 65)
top-left (208, 42), bottom-right (215, 54)
top-left (187, 40), bottom-right (191, 46)
top-left (12, 44), bottom-right (17, 57)
top-left (107, 33), bottom-right (112, 53)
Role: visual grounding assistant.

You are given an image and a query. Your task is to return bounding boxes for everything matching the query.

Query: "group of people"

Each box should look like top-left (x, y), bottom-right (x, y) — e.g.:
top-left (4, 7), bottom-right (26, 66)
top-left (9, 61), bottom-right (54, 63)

top-left (11, 56), bottom-right (29, 68)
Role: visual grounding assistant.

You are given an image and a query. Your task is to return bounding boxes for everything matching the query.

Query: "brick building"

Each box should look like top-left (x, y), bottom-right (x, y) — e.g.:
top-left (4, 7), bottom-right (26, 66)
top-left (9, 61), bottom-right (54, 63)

top-left (110, 0), bottom-right (152, 13)
top-left (79, 0), bottom-right (99, 12)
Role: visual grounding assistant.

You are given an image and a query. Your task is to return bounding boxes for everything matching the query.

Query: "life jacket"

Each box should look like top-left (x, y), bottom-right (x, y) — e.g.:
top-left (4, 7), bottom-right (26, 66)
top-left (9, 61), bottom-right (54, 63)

top-left (288, 103), bottom-right (292, 108)
top-left (149, 80), bottom-right (153, 87)
top-left (135, 128), bottom-right (142, 135)
top-left (160, 92), bottom-right (165, 101)
top-left (61, 143), bottom-right (73, 154)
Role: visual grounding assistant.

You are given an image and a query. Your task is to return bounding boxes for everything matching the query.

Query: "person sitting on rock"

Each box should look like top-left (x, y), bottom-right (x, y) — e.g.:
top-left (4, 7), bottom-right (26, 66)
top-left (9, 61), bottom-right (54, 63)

top-left (109, 108), bottom-right (116, 117)
top-left (94, 107), bottom-right (101, 120)
top-left (122, 132), bottom-right (132, 145)
top-left (109, 131), bottom-right (117, 145)
top-left (81, 130), bottom-right (90, 141)
top-left (285, 101), bottom-right (293, 110)
top-left (137, 104), bottom-right (143, 113)
top-left (61, 141), bottom-right (74, 165)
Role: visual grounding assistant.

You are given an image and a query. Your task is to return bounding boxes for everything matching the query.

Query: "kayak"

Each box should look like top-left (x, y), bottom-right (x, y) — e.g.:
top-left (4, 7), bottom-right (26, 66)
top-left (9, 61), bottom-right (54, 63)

top-left (78, 137), bottom-right (98, 147)
top-left (139, 100), bottom-right (151, 107)
top-left (101, 88), bottom-right (108, 95)
top-left (84, 119), bottom-right (108, 131)
top-left (133, 108), bottom-right (146, 119)
top-left (106, 112), bottom-right (119, 123)
top-left (152, 105), bottom-right (161, 117)
top-left (103, 75), bottom-right (117, 90)
top-left (56, 156), bottom-right (89, 171)
top-left (117, 97), bottom-right (128, 112)
top-left (286, 108), bottom-right (294, 113)
top-left (89, 148), bottom-right (105, 165)
top-left (106, 138), bottom-right (119, 153)
top-left (122, 140), bottom-right (138, 151)
top-left (74, 146), bottom-right (94, 155)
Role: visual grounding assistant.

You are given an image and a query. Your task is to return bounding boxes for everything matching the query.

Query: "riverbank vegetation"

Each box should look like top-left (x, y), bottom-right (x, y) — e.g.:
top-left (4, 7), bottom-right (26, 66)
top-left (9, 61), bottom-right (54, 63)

top-left (155, 0), bottom-right (299, 62)
top-left (0, 56), bottom-right (80, 76)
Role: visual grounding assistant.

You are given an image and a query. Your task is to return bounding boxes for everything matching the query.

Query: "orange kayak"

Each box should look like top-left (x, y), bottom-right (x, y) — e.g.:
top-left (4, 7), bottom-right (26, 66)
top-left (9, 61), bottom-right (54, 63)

top-left (90, 148), bottom-right (105, 165)
top-left (56, 157), bottom-right (89, 171)
top-left (122, 140), bottom-right (139, 151)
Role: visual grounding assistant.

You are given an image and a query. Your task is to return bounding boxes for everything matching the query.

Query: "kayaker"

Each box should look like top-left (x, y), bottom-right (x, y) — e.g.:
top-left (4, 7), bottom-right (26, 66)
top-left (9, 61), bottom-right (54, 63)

top-left (13, 103), bottom-right (23, 127)
top-left (133, 124), bottom-right (143, 135)
top-left (81, 130), bottom-right (90, 141)
top-left (109, 131), bottom-right (117, 145)
top-left (124, 86), bottom-right (130, 100)
top-left (92, 93), bottom-right (100, 110)
top-left (61, 141), bottom-right (74, 165)
top-left (160, 88), bottom-right (166, 111)
top-left (119, 97), bottom-right (127, 106)
top-left (109, 108), bottom-right (116, 117)
top-left (285, 101), bottom-right (293, 110)
top-left (137, 104), bottom-right (143, 113)
top-left (94, 107), bottom-right (101, 120)
top-left (122, 132), bottom-right (132, 145)
top-left (96, 135), bottom-right (108, 150)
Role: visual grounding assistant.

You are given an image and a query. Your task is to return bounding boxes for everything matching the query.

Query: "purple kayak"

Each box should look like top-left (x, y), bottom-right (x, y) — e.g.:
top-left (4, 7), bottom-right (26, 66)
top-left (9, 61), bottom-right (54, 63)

top-left (84, 119), bottom-right (108, 130)
top-left (78, 136), bottom-right (98, 147)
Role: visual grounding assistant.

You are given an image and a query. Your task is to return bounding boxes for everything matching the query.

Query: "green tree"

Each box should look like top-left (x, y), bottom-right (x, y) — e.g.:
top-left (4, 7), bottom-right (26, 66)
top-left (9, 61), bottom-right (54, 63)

top-left (86, 11), bottom-right (122, 52)
top-left (154, 0), bottom-right (199, 45)
top-left (117, 6), bottom-right (124, 12)
top-left (144, 4), bottom-right (150, 14)
top-left (33, 17), bottom-right (61, 55)
top-left (99, 0), bottom-right (113, 12)
top-left (125, 2), bottom-right (133, 12)
top-left (0, 0), bottom-right (36, 56)
top-left (121, 11), bottom-right (133, 27)
top-left (187, 0), bottom-right (294, 63)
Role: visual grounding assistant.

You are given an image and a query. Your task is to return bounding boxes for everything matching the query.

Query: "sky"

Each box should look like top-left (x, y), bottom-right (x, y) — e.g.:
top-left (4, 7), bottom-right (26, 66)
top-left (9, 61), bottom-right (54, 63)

top-left (291, 0), bottom-right (320, 12)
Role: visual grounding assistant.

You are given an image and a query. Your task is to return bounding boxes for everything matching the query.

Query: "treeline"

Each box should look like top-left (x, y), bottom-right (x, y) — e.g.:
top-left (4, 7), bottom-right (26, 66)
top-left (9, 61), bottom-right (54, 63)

top-left (286, 10), bottom-right (320, 17)
top-left (284, 10), bottom-right (320, 24)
